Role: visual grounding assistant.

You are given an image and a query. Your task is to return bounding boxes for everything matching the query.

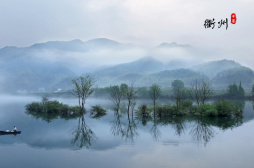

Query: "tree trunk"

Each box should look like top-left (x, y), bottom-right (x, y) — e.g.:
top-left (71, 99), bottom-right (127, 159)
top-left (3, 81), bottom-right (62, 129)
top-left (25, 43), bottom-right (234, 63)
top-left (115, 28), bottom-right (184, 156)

top-left (154, 100), bottom-right (156, 118)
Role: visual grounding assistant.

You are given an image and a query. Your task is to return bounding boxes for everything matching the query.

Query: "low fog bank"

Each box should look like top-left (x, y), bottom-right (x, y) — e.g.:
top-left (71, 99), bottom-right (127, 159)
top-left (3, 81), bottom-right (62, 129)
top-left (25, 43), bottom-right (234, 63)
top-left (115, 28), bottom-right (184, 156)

top-left (0, 38), bottom-right (253, 93)
top-left (0, 94), bottom-right (42, 105)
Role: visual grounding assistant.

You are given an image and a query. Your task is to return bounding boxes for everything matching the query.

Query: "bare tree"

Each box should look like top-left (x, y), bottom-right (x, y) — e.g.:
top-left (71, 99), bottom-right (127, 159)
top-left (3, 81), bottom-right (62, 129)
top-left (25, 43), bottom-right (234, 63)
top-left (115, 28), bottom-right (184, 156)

top-left (172, 87), bottom-right (185, 110)
top-left (109, 85), bottom-right (124, 113)
top-left (72, 79), bottom-right (82, 107)
top-left (190, 80), bottom-right (213, 106)
top-left (190, 80), bottom-right (201, 106)
top-left (149, 83), bottom-right (161, 117)
top-left (72, 75), bottom-right (96, 112)
top-left (130, 100), bottom-right (137, 119)
top-left (126, 84), bottom-right (138, 118)
top-left (200, 81), bottom-right (213, 105)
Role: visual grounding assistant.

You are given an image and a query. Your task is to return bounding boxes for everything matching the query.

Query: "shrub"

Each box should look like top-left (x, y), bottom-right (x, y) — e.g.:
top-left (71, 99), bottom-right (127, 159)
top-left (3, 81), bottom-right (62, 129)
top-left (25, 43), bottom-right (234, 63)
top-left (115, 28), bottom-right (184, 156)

top-left (214, 99), bottom-right (233, 116)
top-left (194, 104), bottom-right (218, 117)
top-left (26, 98), bottom-right (81, 116)
top-left (181, 99), bottom-right (193, 112)
top-left (26, 102), bottom-right (43, 113)
top-left (157, 105), bottom-right (187, 116)
top-left (136, 105), bottom-right (152, 117)
top-left (91, 105), bottom-right (106, 114)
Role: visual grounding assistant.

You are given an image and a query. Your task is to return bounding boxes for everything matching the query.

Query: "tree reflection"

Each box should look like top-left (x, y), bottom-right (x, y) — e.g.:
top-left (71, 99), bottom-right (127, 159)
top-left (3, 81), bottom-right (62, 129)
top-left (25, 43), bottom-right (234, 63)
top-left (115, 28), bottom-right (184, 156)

top-left (190, 118), bottom-right (214, 147)
top-left (158, 116), bottom-right (186, 136)
top-left (150, 114), bottom-right (161, 141)
top-left (150, 121), bottom-right (161, 141)
top-left (26, 107), bottom-right (81, 123)
top-left (111, 111), bottom-right (139, 143)
top-left (111, 113), bottom-right (124, 137)
top-left (122, 116), bottom-right (139, 143)
top-left (71, 114), bottom-right (97, 149)
top-left (171, 117), bottom-right (186, 136)
top-left (25, 99), bottom-right (247, 148)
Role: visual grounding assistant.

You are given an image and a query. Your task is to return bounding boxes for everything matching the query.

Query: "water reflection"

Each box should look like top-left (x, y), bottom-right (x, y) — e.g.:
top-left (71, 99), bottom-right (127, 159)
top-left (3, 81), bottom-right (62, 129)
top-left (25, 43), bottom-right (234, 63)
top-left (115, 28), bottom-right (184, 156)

top-left (111, 112), bottom-right (139, 142)
top-left (150, 121), bottom-right (161, 141)
top-left (26, 110), bottom-right (81, 123)
top-left (111, 113), bottom-right (124, 137)
top-left (23, 99), bottom-right (250, 148)
top-left (122, 118), bottom-right (138, 142)
top-left (71, 114), bottom-right (97, 148)
top-left (190, 118), bottom-right (214, 147)
top-left (158, 116), bottom-right (186, 136)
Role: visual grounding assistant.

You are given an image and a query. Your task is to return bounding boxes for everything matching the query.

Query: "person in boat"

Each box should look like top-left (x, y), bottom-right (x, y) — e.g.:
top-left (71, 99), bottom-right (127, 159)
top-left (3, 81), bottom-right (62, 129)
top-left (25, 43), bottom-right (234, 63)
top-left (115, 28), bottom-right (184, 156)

top-left (13, 126), bottom-right (17, 132)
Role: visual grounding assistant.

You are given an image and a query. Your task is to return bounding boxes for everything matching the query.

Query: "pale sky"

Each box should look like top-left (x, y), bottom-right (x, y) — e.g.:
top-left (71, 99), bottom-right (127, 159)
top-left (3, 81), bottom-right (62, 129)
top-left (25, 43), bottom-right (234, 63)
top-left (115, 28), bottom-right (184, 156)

top-left (0, 0), bottom-right (253, 64)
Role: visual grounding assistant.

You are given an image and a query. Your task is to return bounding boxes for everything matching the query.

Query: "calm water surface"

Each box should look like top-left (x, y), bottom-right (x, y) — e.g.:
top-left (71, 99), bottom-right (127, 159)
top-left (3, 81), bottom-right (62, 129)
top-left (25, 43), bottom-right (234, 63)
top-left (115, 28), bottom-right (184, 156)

top-left (0, 95), bottom-right (254, 168)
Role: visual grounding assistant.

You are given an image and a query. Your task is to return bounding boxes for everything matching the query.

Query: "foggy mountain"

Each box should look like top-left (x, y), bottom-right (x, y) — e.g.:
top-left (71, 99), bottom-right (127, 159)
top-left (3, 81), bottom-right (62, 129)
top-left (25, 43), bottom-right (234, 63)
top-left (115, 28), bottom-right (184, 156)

top-left (212, 66), bottom-right (254, 89)
top-left (91, 57), bottom-right (165, 77)
top-left (91, 57), bottom-right (253, 88)
top-left (30, 38), bottom-right (135, 52)
top-left (0, 38), bottom-right (253, 93)
top-left (158, 42), bottom-right (191, 49)
top-left (191, 59), bottom-right (241, 78)
top-left (91, 57), bottom-right (208, 87)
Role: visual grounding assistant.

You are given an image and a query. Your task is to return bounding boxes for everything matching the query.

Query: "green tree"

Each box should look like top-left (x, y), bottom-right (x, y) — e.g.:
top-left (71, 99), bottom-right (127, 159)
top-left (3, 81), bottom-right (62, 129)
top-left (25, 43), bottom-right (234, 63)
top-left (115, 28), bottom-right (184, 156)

top-left (172, 80), bottom-right (185, 110)
top-left (172, 80), bottom-right (184, 93)
top-left (110, 85), bottom-right (123, 113)
top-left (172, 87), bottom-right (185, 111)
top-left (149, 84), bottom-right (161, 117)
top-left (238, 81), bottom-right (245, 98)
top-left (126, 84), bottom-right (138, 119)
top-left (227, 82), bottom-right (245, 98)
top-left (229, 83), bottom-right (238, 97)
top-left (109, 83), bottom-right (128, 113)
top-left (120, 83), bottom-right (128, 95)
top-left (72, 75), bottom-right (96, 112)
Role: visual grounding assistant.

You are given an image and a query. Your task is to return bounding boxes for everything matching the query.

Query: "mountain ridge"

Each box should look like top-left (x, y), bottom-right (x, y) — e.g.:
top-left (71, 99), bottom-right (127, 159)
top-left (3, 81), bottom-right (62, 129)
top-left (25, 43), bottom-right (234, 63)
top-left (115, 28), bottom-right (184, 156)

top-left (0, 38), bottom-right (253, 92)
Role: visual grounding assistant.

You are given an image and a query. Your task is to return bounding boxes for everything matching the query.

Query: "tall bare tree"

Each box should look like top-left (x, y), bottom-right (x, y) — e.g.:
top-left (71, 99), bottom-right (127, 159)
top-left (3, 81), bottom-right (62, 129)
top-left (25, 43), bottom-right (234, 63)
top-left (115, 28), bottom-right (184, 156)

top-left (171, 80), bottom-right (185, 110)
top-left (149, 83), bottom-right (161, 118)
top-left (109, 85), bottom-right (125, 113)
top-left (126, 84), bottom-right (138, 118)
top-left (190, 80), bottom-right (213, 106)
top-left (200, 81), bottom-right (213, 105)
top-left (72, 75), bottom-right (95, 112)
top-left (172, 87), bottom-right (185, 110)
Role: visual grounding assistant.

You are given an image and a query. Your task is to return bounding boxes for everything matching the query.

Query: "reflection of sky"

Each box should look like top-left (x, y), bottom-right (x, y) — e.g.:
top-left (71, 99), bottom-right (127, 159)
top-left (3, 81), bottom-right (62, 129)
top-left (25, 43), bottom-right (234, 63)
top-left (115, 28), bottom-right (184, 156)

top-left (1, 96), bottom-right (254, 168)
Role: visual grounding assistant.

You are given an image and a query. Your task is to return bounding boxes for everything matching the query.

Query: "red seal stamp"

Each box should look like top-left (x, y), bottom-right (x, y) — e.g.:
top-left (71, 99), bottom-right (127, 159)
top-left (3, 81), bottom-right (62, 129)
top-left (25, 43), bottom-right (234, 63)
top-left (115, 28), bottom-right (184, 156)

top-left (231, 13), bottom-right (237, 24)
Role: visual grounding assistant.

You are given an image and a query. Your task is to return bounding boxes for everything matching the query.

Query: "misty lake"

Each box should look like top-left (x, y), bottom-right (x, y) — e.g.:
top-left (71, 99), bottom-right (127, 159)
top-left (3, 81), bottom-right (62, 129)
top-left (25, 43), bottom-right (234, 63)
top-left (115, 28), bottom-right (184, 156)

top-left (1, 95), bottom-right (254, 168)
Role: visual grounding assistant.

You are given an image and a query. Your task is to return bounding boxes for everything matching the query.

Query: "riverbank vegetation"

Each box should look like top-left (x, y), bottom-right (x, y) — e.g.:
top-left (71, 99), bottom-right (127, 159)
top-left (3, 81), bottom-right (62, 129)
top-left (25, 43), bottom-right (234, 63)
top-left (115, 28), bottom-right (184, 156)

top-left (25, 97), bottom-right (107, 122)
top-left (25, 98), bottom-right (81, 122)
top-left (26, 76), bottom-right (249, 121)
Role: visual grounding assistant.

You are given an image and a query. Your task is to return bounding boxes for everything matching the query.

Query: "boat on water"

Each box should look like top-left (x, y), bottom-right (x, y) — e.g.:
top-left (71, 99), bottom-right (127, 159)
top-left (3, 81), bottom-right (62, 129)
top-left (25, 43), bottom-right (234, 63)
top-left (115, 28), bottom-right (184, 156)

top-left (0, 130), bottom-right (21, 135)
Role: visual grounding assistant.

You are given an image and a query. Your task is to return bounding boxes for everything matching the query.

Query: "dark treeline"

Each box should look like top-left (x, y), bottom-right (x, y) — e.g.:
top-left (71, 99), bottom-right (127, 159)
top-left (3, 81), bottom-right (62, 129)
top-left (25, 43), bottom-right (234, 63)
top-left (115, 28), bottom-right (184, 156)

top-left (93, 81), bottom-right (253, 100)
top-left (31, 80), bottom-right (254, 101)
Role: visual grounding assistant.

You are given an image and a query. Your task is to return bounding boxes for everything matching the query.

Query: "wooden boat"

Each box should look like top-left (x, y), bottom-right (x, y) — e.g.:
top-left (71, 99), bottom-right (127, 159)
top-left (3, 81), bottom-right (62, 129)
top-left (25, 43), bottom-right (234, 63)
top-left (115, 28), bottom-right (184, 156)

top-left (0, 130), bottom-right (21, 134)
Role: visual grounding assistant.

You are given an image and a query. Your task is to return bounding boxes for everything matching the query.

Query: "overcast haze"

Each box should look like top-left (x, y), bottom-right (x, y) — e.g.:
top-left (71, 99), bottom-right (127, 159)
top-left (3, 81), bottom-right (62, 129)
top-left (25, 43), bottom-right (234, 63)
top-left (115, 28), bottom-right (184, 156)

top-left (0, 0), bottom-right (253, 67)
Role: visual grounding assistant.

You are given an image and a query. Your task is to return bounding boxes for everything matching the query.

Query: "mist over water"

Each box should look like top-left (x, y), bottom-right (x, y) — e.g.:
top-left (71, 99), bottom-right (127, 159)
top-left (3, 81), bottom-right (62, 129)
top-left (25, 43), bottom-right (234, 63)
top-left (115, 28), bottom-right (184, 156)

top-left (0, 96), bottom-right (254, 168)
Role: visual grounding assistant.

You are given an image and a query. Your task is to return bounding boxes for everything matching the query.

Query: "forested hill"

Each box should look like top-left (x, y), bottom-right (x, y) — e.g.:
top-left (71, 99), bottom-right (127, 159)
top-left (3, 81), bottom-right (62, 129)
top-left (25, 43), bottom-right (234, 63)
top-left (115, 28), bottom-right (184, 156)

top-left (191, 59), bottom-right (241, 78)
top-left (0, 38), bottom-right (253, 93)
top-left (212, 66), bottom-right (254, 88)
